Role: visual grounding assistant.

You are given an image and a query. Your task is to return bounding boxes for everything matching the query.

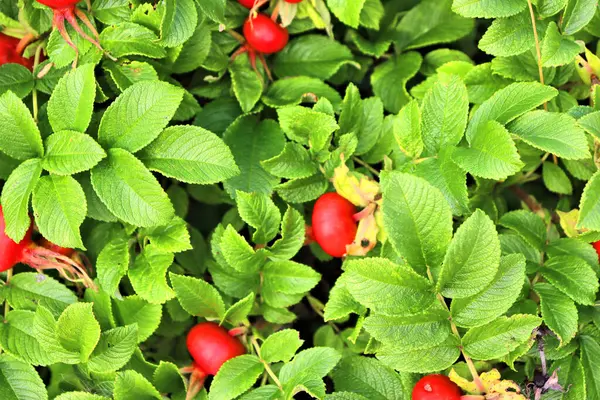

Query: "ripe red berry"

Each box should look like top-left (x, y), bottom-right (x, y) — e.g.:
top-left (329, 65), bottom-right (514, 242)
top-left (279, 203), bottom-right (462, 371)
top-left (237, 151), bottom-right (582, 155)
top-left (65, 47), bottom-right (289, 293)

top-left (0, 33), bottom-right (34, 70)
top-left (285, 0), bottom-right (303, 3)
top-left (243, 14), bottom-right (289, 54)
top-left (412, 374), bottom-right (462, 400)
top-left (186, 322), bottom-right (246, 376)
top-left (238, 0), bottom-right (256, 8)
top-left (0, 214), bottom-right (34, 273)
top-left (312, 193), bottom-right (357, 258)
top-left (36, 0), bottom-right (80, 7)
top-left (593, 241), bottom-right (600, 262)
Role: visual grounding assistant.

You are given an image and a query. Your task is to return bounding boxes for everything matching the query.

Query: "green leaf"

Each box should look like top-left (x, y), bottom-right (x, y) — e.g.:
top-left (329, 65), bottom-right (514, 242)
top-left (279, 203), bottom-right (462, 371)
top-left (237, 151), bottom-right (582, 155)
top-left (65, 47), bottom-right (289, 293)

top-left (97, 237), bottom-right (130, 296)
top-left (578, 110), bottom-right (600, 139)
top-left (454, 121), bottom-right (524, 180)
top-left (371, 52), bottom-right (422, 113)
top-left (236, 191), bottom-right (281, 244)
top-left (578, 171), bottom-right (600, 231)
top-left (381, 172), bottom-right (453, 275)
top-left (0, 64), bottom-right (34, 98)
top-left (437, 209), bottom-right (501, 298)
top-left (103, 60), bottom-right (158, 92)
top-left (220, 225), bottom-right (266, 273)
top-left (229, 53), bottom-right (263, 113)
top-left (32, 175), bottom-right (86, 249)
top-left (209, 355), bottom-right (265, 400)
top-left (331, 356), bottom-right (405, 400)
top-left (113, 296), bottom-right (162, 343)
top-left (223, 118), bottom-right (285, 197)
top-left (98, 81), bottom-right (183, 153)
top-left (223, 292), bottom-right (255, 325)
top-left (541, 256), bottom-right (599, 305)
top-left (580, 334), bottom-right (600, 400)
top-left (2, 272), bottom-right (76, 318)
top-left (1, 159), bottom-right (42, 242)
top-left (561, 0), bottom-right (597, 35)
top-left (451, 254), bottom-right (526, 328)
top-left (326, 0), bottom-right (365, 28)
top-left (139, 125), bottom-right (239, 184)
top-left (42, 131), bottom-right (106, 176)
top-left (542, 162), bottom-right (573, 195)
top-left (91, 148), bottom-right (175, 227)
top-left (113, 370), bottom-right (161, 400)
top-left (140, 216), bottom-right (192, 254)
top-left (508, 111), bottom-right (590, 160)
top-left (343, 258), bottom-right (436, 315)
top-left (92, 0), bottom-right (131, 25)
top-left (541, 22), bottom-right (582, 67)
top-left (269, 206), bottom-right (306, 260)
top-left (274, 35), bottom-right (354, 79)
top-left (57, 303), bottom-right (101, 362)
top-left (479, 11), bottom-right (542, 57)
top-left (499, 210), bottom-right (547, 250)
top-left (392, 100), bottom-right (422, 159)
top-left (324, 277), bottom-right (366, 321)
top-left (277, 174), bottom-right (329, 203)
top-left (393, 0), bottom-right (473, 51)
top-left (263, 260), bottom-right (321, 295)
top-left (280, 347), bottom-right (342, 399)
top-left (538, 0), bottom-right (568, 17)
top-left (534, 283), bottom-right (577, 346)
top-left (0, 91), bottom-right (43, 160)
top-left (32, 306), bottom-right (79, 364)
top-left (169, 273), bottom-right (225, 319)
top-left (364, 308), bottom-right (451, 350)
top-left (0, 310), bottom-right (56, 366)
top-left (153, 361), bottom-right (186, 394)
top-left (452, 0), bottom-right (526, 18)
top-left (129, 245), bottom-right (175, 305)
top-left (0, 354), bottom-right (48, 400)
top-left (261, 143), bottom-right (318, 179)
top-left (263, 76), bottom-right (342, 109)
top-left (376, 335), bottom-right (460, 373)
top-left (47, 64), bottom-right (95, 134)
top-left (277, 105), bottom-right (339, 151)
top-left (198, 0), bottom-right (226, 24)
top-left (100, 22), bottom-right (167, 59)
top-left (160, 0), bottom-right (197, 47)
top-left (414, 147), bottom-right (470, 216)
top-left (462, 314), bottom-right (541, 360)
top-left (421, 74), bottom-right (469, 154)
top-left (173, 20), bottom-right (212, 74)
top-left (466, 82), bottom-right (558, 142)
top-left (55, 393), bottom-right (109, 400)
top-left (87, 325), bottom-right (138, 373)
top-left (260, 329), bottom-right (304, 364)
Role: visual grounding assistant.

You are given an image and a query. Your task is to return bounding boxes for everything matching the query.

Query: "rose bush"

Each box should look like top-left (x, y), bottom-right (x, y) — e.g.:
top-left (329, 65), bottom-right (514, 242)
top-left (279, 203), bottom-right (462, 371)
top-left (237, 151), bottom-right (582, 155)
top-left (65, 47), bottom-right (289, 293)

top-left (0, 0), bottom-right (599, 399)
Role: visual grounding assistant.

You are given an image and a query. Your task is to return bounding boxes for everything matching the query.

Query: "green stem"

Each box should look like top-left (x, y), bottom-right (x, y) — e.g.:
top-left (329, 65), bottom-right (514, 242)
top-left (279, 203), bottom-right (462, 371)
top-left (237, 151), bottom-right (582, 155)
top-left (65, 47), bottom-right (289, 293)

top-left (427, 267), bottom-right (485, 393)
top-left (527, 0), bottom-right (547, 110)
top-left (352, 157), bottom-right (380, 177)
top-left (251, 337), bottom-right (284, 391)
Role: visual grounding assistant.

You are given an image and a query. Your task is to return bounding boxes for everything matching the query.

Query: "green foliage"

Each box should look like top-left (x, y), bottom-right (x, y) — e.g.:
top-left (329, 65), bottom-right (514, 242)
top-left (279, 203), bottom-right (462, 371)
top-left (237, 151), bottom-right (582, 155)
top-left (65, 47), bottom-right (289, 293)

top-left (0, 0), bottom-right (599, 398)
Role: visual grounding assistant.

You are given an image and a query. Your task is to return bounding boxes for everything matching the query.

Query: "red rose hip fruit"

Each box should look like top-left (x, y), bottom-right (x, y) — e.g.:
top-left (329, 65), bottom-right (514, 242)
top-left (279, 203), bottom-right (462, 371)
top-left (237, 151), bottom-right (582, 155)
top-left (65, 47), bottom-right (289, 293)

top-left (412, 374), bottom-right (462, 400)
top-left (285, 0), bottom-right (303, 3)
top-left (593, 241), bottom-right (600, 262)
top-left (0, 33), bottom-right (35, 70)
top-left (186, 322), bottom-right (246, 376)
top-left (238, 0), bottom-right (255, 8)
top-left (243, 13), bottom-right (289, 54)
top-left (312, 193), bottom-right (357, 258)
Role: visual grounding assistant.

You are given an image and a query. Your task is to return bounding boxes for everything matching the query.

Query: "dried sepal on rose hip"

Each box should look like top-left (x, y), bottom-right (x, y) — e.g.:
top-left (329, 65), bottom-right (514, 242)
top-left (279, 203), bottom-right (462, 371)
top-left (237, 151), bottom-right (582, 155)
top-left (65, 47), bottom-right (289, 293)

top-left (0, 205), bottom-right (95, 289)
top-left (449, 368), bottom-right (527, 400)
top-left (35, 0), bottom-right (114, 67)
top-left (182, 322), bottom-right (247, 399)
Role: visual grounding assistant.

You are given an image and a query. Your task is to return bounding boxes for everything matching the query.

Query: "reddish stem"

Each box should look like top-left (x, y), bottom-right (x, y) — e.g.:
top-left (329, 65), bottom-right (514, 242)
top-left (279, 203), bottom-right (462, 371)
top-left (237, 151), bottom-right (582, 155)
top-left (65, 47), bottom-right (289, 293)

top-left (186, 367), bottom-right (207, 400)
